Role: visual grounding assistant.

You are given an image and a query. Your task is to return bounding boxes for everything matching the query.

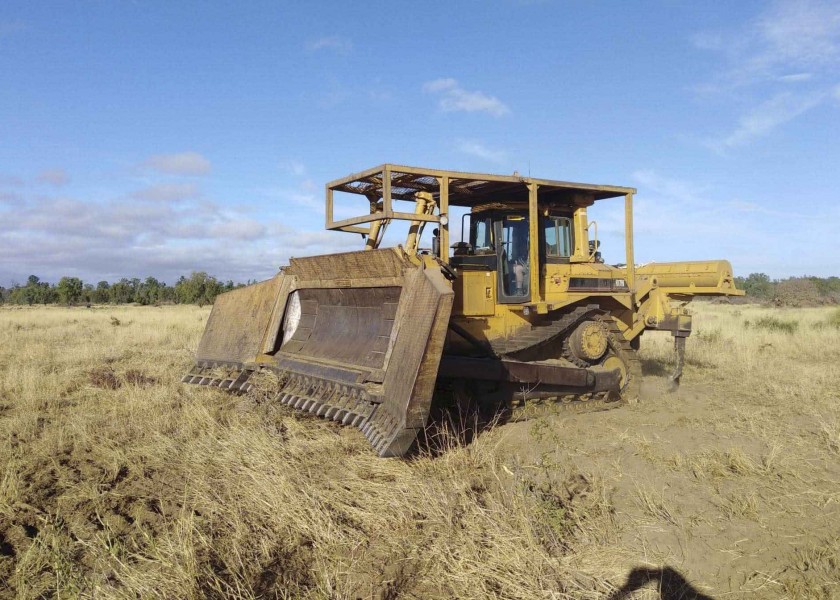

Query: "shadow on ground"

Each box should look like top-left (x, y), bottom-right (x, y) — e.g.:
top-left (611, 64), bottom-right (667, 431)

top-left (641, 358), bottom-right (671, 377)
top-left (608, 566), bottom-right (715, 600)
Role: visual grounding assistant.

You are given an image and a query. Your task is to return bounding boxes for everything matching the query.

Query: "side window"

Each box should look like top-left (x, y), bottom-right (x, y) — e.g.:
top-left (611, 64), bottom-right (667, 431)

top-left (544, 221), bottom-right (559, 257)
top-left (472, 218), bottom-right (493, 254)
top-left (544, 217), bottom-right (572, 258)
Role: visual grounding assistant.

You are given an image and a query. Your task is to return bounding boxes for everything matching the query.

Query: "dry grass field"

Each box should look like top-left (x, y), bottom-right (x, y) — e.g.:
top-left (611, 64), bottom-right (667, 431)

top-left (1, 302), bottom-right (839, 599)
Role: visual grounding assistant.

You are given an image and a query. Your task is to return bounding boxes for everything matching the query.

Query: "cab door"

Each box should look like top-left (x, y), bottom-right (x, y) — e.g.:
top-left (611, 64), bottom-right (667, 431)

top-left (495, 214), bottom-right (532, 304)
top-left (450, 215), bottom-right (497, 316)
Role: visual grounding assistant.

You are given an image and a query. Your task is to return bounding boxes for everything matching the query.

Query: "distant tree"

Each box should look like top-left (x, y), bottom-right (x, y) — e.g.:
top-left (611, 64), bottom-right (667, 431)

top-left (8, 275), bottom-right (55, 305)
top-left (175, 272), bottom-right (224, 306)
top-left (109, 279), bottom-right (135, 304)
top-left (92, 281), bottom-right (110, 304)
top-left (736, 273), bottom-right (775, 300)
top-left (23, 275), bottom-right (42, 305)
top-left (136, 276), bottom-right (173, 305)
top-left (160, 282), bottom-right (177, 303)
top-left (809, 276), bottom-right (840, 300)
top-left (136, 277), bottom-right (157, 305)
top-left (56, 277), bottom-right (84, 305)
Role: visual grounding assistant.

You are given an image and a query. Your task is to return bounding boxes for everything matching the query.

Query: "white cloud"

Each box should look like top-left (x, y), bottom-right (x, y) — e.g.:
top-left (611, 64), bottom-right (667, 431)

top-left (694, 0), bottom-right (840, 149)
top-left (697, 0), bottom-right (840, 87)
top-left (209, 218), bottom-right (266, 241)
top-left (290, 192), bottom-right (321, 211)
top-left (691, 31), bottom-right (728, 52)
top-left (279, 160), bottom-right (306, 176)
top-left (307, 36), bottom-right (353, 54)
top-left (423, 78), bottom-right (510, 117)
top-left (757, 0), bottom-right (840, 70)
top-left (631, 170), bottom-right (706, 206)
top-left (0, 186), bottom-right (280, 282)
top-left (714, 91), bottom-right (825, 149)
top-left (143, 151), bottom-right (211, 176)
top-left (611, 169), bottom-right (839, 276)
top-left (0, 167), bottom-right (389, 285)
top-left (257, 178), bottom-right (326, 215)
top-left (777, 72), bottom-right (813, 83)
top-left (35, 168), bottom-right (69, 186)
top-left (130, 182), bottom-right (199, 202)
top-left (456, 140), bottom-right (507, 164)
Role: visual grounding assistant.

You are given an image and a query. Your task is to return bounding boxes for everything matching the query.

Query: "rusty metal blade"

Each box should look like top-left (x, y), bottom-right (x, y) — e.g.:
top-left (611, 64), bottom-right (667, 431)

top-left (184, 249), bottom-right (454, 457)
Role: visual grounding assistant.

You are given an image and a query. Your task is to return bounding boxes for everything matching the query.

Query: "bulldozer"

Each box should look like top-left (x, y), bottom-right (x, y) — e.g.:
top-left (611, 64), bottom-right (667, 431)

top-left (184, 164), bottom-right (743, 456)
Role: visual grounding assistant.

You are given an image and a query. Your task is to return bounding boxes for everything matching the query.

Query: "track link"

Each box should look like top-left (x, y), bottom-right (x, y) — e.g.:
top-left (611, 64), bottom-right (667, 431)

top-left (508, 390), bottom-right (622, 421)
top-left (598, 316), bottom-right (642, 402)
top-left (490, 304), bottom-right (641, 411)
top-left (490, 304), bottom-right (600, 357)
top-left (184, 362), bottom-right (411, 456)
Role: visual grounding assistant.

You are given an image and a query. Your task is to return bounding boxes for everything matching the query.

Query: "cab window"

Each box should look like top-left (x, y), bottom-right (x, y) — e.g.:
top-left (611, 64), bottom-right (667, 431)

top-left (471, 218), bottom-right (494, 254)
top-left (544, 217), bottom-right (572, 258)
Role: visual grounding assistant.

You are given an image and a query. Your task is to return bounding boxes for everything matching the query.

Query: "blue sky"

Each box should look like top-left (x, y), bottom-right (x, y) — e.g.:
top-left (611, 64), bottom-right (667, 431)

top-left (1, 0), bottom-right (839, 285)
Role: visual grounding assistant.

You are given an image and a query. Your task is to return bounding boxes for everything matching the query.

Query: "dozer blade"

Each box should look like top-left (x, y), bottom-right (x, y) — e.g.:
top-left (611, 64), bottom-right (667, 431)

top-left (184, 249), bottom-right (454, 457)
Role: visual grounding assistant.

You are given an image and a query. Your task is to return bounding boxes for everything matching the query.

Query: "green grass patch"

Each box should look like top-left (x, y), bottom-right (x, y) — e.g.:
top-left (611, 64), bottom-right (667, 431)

top-left (744, 316), bottom-right (799, 334)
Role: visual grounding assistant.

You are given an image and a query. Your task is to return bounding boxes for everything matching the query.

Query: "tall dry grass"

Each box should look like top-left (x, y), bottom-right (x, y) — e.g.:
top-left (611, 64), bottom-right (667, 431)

top-left (1, 302), bottom-right (838, 599)
top-left (0, 305), bottom-right (622, 599)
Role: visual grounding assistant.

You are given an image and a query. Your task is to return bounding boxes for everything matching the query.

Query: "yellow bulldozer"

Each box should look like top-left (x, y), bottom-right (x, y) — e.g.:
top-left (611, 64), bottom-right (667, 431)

top-left (184, 164), bottom-right (742, 456)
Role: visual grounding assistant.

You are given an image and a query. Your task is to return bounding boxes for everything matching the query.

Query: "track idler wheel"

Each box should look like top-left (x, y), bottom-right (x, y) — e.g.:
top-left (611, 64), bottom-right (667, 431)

top-left (597, 318), bottom-right (641, 404)
top-left (568, 321), bottom-right (609, 363)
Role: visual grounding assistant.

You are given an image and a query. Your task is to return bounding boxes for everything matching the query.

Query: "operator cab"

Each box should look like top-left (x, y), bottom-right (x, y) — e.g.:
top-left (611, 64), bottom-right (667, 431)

top-left (451, 210), bottom-right (575, 303)
top-left (325, 164), bottom-right (636, 308)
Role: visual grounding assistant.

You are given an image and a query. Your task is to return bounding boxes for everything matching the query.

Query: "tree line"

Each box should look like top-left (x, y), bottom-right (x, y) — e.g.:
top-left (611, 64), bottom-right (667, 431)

top-left (0, 272), bottom-right (247, 306)
top-left (735, 274), bottom-right (840, 306)
top-left (3, 271), bottom-right (837, 308)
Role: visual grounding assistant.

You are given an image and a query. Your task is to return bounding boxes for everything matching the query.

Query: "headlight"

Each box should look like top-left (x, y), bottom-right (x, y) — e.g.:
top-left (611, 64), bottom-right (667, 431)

top-left (281, 291), bottom-right (301, 346)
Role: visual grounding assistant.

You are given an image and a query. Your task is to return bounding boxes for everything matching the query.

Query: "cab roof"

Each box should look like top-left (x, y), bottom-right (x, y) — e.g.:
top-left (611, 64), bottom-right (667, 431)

top-left (327, 164), bottom-right (635, 207)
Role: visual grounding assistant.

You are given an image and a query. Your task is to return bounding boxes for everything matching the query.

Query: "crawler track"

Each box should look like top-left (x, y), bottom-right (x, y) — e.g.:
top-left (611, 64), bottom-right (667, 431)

top-left (487, 303), bottom-right (641, 411)
top-left (184, 304), bottom-right (642, 453)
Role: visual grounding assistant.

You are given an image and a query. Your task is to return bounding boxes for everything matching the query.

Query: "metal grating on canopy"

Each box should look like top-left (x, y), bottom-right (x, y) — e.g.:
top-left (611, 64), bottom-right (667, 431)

top-left (328, 164), bottom-right (634, 208)
top-left (324, 164), bottom-right (636, 237)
